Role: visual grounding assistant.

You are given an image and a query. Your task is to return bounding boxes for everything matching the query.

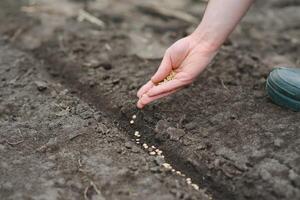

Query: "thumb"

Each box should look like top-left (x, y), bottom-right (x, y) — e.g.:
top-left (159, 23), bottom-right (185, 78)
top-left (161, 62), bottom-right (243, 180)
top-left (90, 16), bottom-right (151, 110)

top-left (151, 51), bottom-right (172, 84)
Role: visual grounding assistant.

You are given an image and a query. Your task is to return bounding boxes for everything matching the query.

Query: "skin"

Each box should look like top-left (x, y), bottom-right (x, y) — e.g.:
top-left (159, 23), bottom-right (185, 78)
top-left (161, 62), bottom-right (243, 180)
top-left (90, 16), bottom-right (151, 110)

top-left (137, 0), bottom-right (254, 109)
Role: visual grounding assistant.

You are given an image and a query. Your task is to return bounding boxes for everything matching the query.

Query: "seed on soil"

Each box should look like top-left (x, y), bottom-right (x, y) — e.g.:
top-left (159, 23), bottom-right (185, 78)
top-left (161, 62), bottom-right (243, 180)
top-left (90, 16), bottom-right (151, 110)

top-left (191, 184), bottom-right (200, 191)
top-left (176, 171), bottom-right (182, 175)
top-left (151, 145), bottom-right (156, 149)
top-left (162, 163), bottom-right (172, 169)
top-left (186, 178), bottom-right (192, 184)
top-left (130, 120), bottom-right (134, 124)
top-left (134, 131), bottom-right (140, 137)
top-left (149, 151), bottom-right (156, 156)
top-left (135, 138), bottom-right (140, 142)
top-left (136, 141), bottom-right (140, 144)
top-left (155, 149), bottom-right (162, 155)
top-left (171, 169), bottom-right (175, 172)
top-left (142, 143), bottom-right (148, 149)
top-left (132, 115), bottom-right (137, 119)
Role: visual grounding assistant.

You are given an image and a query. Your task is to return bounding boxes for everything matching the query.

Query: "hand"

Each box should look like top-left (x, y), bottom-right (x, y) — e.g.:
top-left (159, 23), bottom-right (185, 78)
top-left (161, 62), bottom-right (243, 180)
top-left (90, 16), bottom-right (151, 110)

top-left (137, 34), bottom-right (217, 108)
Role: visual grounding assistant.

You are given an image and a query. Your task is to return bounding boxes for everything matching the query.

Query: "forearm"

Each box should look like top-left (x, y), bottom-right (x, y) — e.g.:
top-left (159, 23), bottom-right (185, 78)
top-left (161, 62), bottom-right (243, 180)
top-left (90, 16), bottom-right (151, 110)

top-left (192, 0), bottom-right (254, 51)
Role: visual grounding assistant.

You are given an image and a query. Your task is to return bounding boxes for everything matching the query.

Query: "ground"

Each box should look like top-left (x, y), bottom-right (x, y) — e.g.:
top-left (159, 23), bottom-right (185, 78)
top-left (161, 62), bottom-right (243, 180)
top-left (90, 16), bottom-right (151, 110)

top-left (0, 0), bottom-right (299, 200)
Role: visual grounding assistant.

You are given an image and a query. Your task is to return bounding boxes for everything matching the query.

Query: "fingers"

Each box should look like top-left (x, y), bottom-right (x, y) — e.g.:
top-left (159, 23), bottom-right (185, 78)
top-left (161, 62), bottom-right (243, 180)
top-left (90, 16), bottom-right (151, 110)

top-left (137, 88), bottom-right (181, 109)
top-left (151, 52), bottom-right (172, 84)
top-left (146, 79), bottom-right (184, 97)
top-left (137, 81), bottom-right (155, 98)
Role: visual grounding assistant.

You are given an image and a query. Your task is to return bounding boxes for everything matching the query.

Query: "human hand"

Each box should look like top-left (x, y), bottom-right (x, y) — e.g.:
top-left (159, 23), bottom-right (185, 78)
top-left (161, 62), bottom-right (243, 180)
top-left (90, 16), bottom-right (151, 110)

top-left (137, 35), bottom-right (217, 108)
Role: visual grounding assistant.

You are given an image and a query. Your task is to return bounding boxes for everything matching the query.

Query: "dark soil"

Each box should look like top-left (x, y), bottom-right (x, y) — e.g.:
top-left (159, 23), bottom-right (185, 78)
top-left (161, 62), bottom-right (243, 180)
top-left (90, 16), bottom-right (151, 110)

top-left (0, 0), bottom-right (300, 200)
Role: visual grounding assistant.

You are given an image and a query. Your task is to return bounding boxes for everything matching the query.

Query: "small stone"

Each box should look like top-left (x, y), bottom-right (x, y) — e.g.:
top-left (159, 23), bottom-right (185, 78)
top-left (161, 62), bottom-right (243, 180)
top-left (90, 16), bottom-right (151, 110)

top-left (274, 138), bottom-right (284, 147)
top-left (154, 157), bottom-right (165, 166)
top-left (35, 81), bottom-right (48, 91)
top-left (131, 146), bottom-right (140, 153)
top-left (125, 142), bottom-right (133, 149)
top-left (167, 127), bottom-right (185, 141)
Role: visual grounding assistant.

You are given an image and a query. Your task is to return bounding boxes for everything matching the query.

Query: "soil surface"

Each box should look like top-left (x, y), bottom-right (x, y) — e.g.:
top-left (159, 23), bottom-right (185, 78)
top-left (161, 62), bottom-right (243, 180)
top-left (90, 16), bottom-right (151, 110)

top-left (0, 0), bottom-right (300, 200)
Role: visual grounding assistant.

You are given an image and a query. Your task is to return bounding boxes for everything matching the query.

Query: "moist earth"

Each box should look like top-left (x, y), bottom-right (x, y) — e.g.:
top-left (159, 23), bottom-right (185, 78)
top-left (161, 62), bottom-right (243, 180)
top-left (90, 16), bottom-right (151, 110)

top-left (0, 0), bottom-right (300, 200)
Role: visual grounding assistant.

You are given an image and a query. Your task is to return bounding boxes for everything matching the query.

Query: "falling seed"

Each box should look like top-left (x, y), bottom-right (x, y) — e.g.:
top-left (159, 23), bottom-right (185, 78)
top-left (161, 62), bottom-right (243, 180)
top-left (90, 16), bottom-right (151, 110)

top-left (132, 115), bottom-right (137, 119)
top-left (130, 120), bottom-right (134, 124)
top-left (136, 141), bottom-right (140, 144)
top-left (149, 151), bottom-right (156, 156)
top-left (191, 184), bottom-right (199, 191)
top-left (171, 169), bottom-right (175, 172)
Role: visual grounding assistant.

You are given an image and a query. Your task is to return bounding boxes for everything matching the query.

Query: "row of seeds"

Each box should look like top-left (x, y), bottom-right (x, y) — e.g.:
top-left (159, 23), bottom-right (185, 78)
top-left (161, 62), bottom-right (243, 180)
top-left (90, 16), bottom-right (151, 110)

top-left (130, 114), bottom-right (200, 191)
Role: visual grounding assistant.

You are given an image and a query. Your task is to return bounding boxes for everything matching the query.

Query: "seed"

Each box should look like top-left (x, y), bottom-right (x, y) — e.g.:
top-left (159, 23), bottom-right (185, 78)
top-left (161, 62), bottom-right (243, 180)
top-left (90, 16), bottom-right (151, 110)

top-left (149, 151), bottom-right (156, 156)
top-left (186, 178), bottom-right (192, 184)
top-left (156, 150), bottom-right (162, 155)
top-left (132, 115), bottom-right (137, 119)
top-left (191, 184), bottom-right (199, 191)
top-left (158, 70), bottom-right (176, 85)
top-left (135, 139), bottom-right (140, 142)
top-left (151, 145), bottom-right (156, 149)
top-left (142, 143), bottom-right (148, 149)
top-left (162, 163), bottom-right (172, 169)
top-left (176, 171), bottom-right (182, 175)
top-left (171, 169), bottom-right (175, 172)
top-left (130, 120), bottom-right (134, 124)
top-left (134, 131), bottom-right (140, 137)
top-left (136, 141), bottom-right (140, 144)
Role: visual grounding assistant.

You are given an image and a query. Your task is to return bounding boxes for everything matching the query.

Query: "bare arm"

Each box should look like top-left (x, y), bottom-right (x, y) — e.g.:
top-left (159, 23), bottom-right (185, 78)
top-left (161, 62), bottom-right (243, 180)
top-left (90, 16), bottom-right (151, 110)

top-left (192, 0), bottom-right (254, 51)
top-left (137, 0), bottom-right (254, 108)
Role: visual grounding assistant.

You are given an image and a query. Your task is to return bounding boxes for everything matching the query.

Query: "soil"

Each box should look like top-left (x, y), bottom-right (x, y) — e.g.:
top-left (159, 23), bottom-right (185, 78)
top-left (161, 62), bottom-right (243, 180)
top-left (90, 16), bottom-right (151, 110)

top-left (0, 0), bottom-right (300, 200)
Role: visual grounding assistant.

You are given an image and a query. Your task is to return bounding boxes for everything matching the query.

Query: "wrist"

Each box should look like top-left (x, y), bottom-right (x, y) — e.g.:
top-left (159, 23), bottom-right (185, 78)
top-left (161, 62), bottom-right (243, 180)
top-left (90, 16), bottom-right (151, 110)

top-left (189, 30), bottom-right (221, 55)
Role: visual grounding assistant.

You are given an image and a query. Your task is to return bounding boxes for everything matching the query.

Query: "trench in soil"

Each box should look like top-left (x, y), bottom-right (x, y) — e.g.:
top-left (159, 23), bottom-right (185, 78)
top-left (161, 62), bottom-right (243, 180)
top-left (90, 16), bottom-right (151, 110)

top-left (31, 50), bottom-right (234, 200)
